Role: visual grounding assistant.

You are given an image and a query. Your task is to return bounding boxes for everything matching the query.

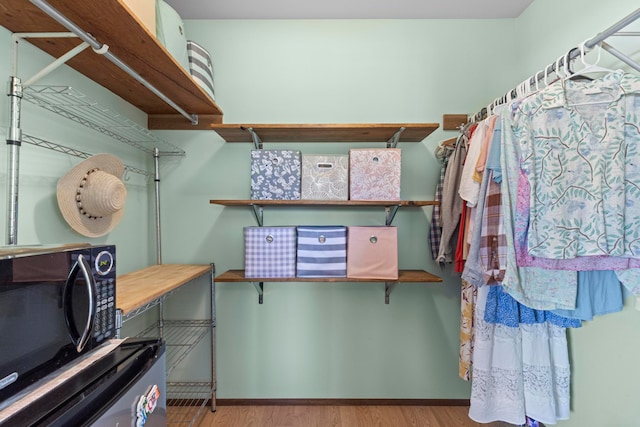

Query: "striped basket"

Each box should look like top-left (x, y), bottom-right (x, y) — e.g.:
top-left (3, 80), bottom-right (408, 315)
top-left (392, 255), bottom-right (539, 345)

top-left (187, 40), bottom-right (215, 100)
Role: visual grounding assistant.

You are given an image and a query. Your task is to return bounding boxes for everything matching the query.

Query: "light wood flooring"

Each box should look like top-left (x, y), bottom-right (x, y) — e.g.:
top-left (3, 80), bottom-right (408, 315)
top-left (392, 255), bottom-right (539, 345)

top-left (168, 405), bottom-right (515, 427)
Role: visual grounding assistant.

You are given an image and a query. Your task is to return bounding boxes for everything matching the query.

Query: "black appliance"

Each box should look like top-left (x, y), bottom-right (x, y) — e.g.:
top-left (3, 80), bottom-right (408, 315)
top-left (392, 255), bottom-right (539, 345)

top-left (0, 338), bottom-right (166, 427)
top-left (0, 244), bottom-right (117, 402)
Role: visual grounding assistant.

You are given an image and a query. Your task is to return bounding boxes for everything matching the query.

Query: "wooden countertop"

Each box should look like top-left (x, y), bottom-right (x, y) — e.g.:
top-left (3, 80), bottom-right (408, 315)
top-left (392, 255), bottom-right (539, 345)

top-left (116, 264), bottom-right (211, 315)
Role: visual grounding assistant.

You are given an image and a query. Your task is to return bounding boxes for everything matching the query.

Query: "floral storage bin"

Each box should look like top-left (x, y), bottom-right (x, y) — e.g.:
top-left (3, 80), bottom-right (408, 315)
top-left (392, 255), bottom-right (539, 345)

top-left (301, 154), bottom-right (349, 200)
top-left (349, 148), bottom-right (401, 201)
top-left (250, 149), bottom-right (301, 200)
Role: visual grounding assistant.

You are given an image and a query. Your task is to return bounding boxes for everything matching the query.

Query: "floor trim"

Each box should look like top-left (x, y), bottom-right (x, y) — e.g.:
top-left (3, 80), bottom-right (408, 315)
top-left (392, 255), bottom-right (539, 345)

top-left (215, 399), bottom-right (471, 406)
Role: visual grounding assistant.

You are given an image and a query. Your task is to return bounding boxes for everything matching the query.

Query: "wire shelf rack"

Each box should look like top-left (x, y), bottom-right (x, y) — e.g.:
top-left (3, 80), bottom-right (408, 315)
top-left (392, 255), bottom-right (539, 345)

top-left (22, 133), bottom-right (149, 176)
top-left (22, 85), bottom-right (186, 156)
top-left (166, 382), bottom-right (214, 427)
top-left (138, 319), bottom-right (212, 376)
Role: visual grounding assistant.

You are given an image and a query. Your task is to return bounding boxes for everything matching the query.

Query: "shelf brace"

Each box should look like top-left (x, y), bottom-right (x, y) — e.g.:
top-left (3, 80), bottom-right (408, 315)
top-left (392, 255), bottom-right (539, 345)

top-left (385, 282), bottom-right (398, 304)
top-left (251, 205), bottom-right (264, 227)
top-left (246, 127), bottom-right (263, 150)
top-left (251, 282), bottom-right (264, 304)
top-left (385, 205), bottom-right (400, 226)
top-left (600, 41), bottom-right (640, 72)
top-left (387, 127), bottom-right (405, 148)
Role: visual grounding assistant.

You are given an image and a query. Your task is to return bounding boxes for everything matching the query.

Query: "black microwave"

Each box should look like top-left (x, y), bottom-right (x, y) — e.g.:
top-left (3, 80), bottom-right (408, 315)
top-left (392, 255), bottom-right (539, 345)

top-left (0, 244), bottom-right (117, 403)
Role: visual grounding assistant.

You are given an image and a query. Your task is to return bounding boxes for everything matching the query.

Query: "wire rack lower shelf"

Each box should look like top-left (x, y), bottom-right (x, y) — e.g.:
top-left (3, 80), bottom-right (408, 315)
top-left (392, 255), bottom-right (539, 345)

top-left (137, 319), bottom-right (212, 376)
top-left (167, 382), bottom-right (214, 427)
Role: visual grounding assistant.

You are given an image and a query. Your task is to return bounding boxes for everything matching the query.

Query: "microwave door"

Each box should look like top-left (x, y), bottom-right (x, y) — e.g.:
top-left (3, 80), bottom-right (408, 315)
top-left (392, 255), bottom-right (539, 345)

top-left (63, 254), bottom-right (97, 353)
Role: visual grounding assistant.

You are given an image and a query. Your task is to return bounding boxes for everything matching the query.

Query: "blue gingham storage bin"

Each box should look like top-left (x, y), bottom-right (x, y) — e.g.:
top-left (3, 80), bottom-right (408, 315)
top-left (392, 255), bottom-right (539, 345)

top-left (244, 226), bottom-right (297, 278)
top-left (296, 226), bottom-right (347, 277)
top-left (250, 149), bottom-right (301, 200)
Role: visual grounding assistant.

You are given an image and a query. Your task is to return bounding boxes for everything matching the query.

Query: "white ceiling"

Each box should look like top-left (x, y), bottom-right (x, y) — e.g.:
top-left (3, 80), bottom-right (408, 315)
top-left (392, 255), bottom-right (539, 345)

top-left (163, 0), bottom-right (536, 20)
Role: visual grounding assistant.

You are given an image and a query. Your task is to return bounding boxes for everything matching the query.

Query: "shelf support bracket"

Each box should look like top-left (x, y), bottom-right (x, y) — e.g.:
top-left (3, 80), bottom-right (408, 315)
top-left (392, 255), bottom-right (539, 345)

top-left (12, 32), bottom-right (90, 87)
top-left (251, 204), bottom-right (264, 227)
top-left (387, 127), bottom-right (406, 148)
top-left (385, 205), bottom-right (400, 226)
top-left (251, 282), bottom-right (264, 304)
top-left (247, 127), bottom-right (263, 150)
top-left (385, 282), bottom-right (398, 304)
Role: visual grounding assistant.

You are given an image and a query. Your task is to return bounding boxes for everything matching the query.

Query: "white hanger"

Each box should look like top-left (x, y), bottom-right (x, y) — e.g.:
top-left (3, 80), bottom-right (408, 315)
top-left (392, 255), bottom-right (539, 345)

top-left (566, 41), bottom-right (615, 80)
top-left (562, 50), bottom-right (573, 79)
top-left (543, 65), bottom-right (551, 86)
top-left (534, 70), bottom-right (543, 91)
top-left (555, 56), bottom-right (565, 79)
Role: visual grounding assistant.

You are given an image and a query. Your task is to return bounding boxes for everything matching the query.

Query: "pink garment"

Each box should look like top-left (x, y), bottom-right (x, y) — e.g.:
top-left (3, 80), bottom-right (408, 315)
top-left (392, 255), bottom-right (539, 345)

top-left (515, 169), bottom-right (640, 270)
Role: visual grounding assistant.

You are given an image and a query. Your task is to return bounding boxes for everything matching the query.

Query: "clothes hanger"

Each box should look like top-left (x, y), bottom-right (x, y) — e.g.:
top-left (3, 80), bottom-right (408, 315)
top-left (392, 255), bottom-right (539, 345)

top-left (566, 40), bottom-right (615, 80)
top-left (562, 50), bottom-right (573, 79)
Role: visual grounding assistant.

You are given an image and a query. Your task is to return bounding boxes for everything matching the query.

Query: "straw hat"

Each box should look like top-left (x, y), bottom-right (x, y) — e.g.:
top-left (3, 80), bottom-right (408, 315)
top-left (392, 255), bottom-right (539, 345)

top-left (57, 154), bottom-right (127, 238)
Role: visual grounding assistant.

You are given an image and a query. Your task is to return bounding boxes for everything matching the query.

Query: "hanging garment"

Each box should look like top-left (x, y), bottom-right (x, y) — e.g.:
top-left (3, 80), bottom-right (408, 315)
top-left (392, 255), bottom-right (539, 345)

top-left (436, 125), bottom-right (471, 264)
top-left (517, 71), bottom-right (640, 260)
top-left (552, 270), bottom-right (624, 321)
top-left (430, 142), bottom-right (455, 259)
top-left (484, 285), bottom-right (582, 328)
top-left (500, 103), bottom-right (578, 310)
top-left (468, 286), bottom-right (571, 425)
top-left (515, 169), bottom-right (640, 270)
top-left (459, 279), bottom-right (476, 381)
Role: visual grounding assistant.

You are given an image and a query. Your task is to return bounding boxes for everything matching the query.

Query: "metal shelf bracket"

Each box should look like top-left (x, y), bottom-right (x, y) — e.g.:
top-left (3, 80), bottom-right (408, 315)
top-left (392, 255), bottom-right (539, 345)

top-left (251, 204), bottom-right (264, 226)
top-left (387, 127), bottom-right (406, 148)
top-left (385, 282), bottom-right (398, 304)
top-left (385, 205), bottom-right (400, 226)
top-left (246, 127), bottom-right (263, 149)
top-left (251, 281), bottom-right (264, 304)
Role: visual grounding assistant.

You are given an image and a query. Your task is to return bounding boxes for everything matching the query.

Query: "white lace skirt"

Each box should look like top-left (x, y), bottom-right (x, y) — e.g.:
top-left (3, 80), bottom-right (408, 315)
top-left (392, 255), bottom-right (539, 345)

top-left (468, 285), bottom-right (570, 425)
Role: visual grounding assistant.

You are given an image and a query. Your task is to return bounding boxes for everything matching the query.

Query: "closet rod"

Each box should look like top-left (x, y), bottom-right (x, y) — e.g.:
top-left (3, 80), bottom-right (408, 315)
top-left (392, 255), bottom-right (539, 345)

top-left (30, 0), bottom-right (198, 126)
top-left (472, 8), bottom-right (640, 120)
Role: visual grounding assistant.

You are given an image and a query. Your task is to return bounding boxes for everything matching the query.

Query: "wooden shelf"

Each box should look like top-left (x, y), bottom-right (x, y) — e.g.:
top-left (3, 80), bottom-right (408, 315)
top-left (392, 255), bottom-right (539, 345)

top-left (210, 123), bottom-right (439, 143)
top-left (0, 0), bottom-right (223, 130)
top-left (116, 264), bottom-right (211, 316)
top-left (217, 269), bottom-right (442, 304)
top-left (216, 269), bottom-right (442, 283)
top-left (210, 199), bottom-right (438, 207)
top-left (210, 199), bottom-right (438, 226)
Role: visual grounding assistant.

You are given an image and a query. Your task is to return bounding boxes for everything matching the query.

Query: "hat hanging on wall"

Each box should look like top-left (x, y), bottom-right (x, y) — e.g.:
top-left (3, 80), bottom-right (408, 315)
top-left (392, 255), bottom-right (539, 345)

top-left (57, 154), bottom-right (127, 238)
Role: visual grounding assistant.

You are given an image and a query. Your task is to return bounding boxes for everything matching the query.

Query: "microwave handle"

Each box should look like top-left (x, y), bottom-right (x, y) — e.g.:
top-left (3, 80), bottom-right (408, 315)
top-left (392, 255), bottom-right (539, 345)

top-left (63, 254), bottom-right (97, 353)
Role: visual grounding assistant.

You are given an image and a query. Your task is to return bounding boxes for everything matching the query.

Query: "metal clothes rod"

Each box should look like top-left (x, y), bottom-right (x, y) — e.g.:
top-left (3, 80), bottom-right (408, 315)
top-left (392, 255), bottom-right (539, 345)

top-left (30, 0), bottom-right (198, 125)
top-left (472, 8), bottom-right (640, 120)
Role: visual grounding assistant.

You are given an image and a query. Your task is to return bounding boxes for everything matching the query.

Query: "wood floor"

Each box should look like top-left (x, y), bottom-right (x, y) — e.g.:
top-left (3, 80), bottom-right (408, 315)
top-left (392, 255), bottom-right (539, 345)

top-left (169, 405), bottom-right (515, 427)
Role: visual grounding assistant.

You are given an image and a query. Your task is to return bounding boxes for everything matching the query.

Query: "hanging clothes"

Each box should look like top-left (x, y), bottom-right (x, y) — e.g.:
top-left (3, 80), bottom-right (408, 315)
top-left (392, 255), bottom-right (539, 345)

top-left (518, 71), bottom-right (640, 261)
top-left (468, 285), bottom-right (571, 425)
top-left (429, 141), bottom-right (456, 260)
top-left (436, 124), bottom-right (472, 264)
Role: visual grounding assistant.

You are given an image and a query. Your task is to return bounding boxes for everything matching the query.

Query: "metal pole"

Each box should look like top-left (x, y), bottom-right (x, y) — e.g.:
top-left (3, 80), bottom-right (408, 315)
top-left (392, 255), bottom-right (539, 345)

top-left (6, 77), bottom-right (23, 245)
top-left (154, 148), bottom-right (162, 265)
top-left (585, 8), bottom-right (640, 47)
top-left (30, 0), bottom-right (199, 125)
top-left (210, 263), bottom-right (217, 412)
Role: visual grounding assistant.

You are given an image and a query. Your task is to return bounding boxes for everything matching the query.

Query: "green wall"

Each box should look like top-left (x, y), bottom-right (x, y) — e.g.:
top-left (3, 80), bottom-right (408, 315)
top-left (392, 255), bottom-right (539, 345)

top-left (2, 1), bottom-right (640, 425)
top-left (156, 18), bottom-right (518, 400)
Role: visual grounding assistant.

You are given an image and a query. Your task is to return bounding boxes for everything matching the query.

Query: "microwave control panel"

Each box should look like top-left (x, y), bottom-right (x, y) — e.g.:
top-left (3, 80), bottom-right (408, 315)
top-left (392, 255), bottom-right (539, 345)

top-left (92, 246), bottom-right (116, 343)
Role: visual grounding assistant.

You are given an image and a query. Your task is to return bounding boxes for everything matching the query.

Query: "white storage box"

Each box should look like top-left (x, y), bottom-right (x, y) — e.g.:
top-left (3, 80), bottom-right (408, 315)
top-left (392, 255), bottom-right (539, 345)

top-left (244, 226), bottom-right (297, 278)
top-left (296, 226), bottom-right (347, 277)
top-left (301, 154), bottom-right (349, 200)
top-left (349, 148), bottom-right (401, 201)
top-left (156, 0), bottom-right (190, 71)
